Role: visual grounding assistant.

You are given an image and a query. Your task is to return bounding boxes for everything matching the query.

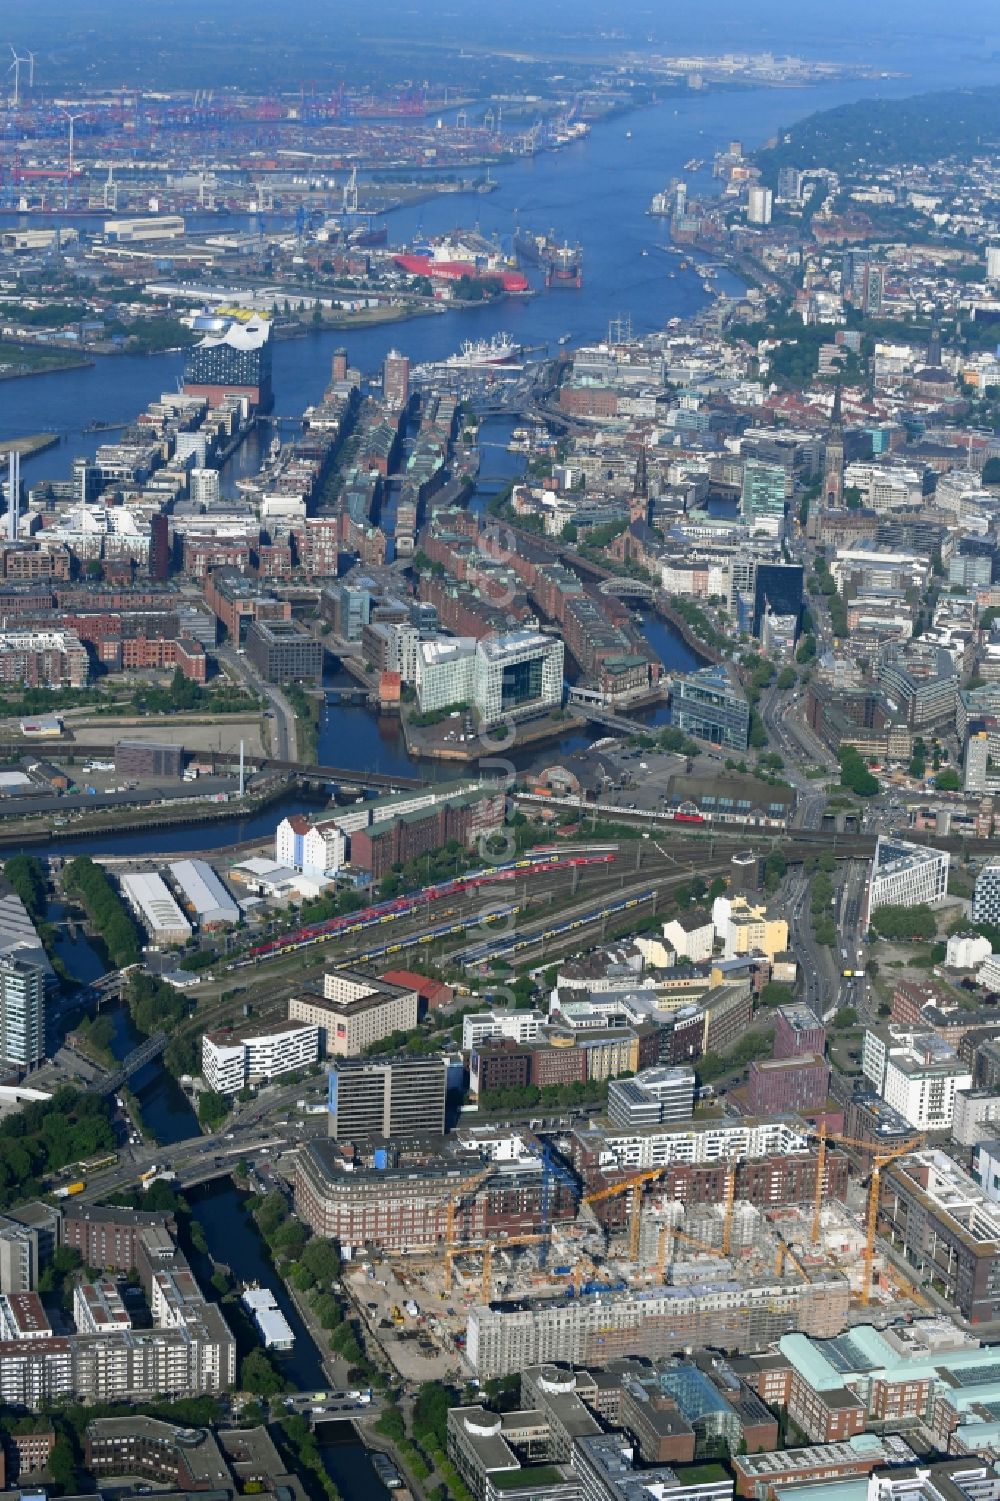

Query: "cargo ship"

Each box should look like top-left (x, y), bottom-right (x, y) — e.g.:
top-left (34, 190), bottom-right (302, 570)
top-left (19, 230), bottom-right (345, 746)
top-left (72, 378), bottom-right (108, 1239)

top-left (545, 243), bottom-right (583, 289)
top-left (515, 228), bottom-right (583, 288)
top-left (444, 334), bottom-right (523, 368)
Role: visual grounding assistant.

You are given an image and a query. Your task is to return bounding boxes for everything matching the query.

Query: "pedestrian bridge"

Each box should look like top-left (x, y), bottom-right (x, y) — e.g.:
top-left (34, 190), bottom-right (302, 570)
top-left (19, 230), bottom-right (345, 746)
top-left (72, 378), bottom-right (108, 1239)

top-left (598, 577), bottom-right (656, 600)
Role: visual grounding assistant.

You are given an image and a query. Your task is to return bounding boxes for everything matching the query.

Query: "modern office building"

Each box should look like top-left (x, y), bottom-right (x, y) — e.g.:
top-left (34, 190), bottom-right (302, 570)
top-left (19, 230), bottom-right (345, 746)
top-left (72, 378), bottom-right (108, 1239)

top-left (201, 1018), bottom-right (319, 1095)
top-left (866, 837), bottom-right (949, 927)
top-left (182, 314), bottom-right (272, 410)
top-left (326, 1055), bottom-right (448, 1139)
top-left (747, 185), bottom-right (774, 225)
top-left (415, 631), bottom-right (564, 727)
top-left (473, 631), bottom-right (564, 726)
top-left (752, 563), bottom-right (803, 640)
top-left (672, 664), bottom-right (750, 750)
top-left (973, 858), bottom-right (1000, 924)
top-left (741, 459), bottom-right (787, 530)
top-left (245, 617), bottom-right (323, 682)
top-left (607, 1067), bottom-right (696, 1129)
top-left (0, 954), bottom-right (47, 1072)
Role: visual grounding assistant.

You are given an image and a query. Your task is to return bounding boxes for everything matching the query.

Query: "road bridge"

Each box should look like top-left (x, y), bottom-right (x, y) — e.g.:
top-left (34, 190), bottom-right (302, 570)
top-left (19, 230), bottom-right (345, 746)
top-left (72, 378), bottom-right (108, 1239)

top-left (566, 699), bottom-right (661, 736)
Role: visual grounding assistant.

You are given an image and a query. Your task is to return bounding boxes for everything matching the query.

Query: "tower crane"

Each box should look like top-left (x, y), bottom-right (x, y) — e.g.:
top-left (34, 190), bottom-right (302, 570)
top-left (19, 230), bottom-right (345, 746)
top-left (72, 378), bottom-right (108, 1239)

top-left (807, 1125), bottom-right (925, 1305)
top-left (656, 1222), bottom-right (730, 1280)
top-left (442, 1166), bottom-right (492, 1295)
top-left (584, 1162), bottom-right (738, 1266)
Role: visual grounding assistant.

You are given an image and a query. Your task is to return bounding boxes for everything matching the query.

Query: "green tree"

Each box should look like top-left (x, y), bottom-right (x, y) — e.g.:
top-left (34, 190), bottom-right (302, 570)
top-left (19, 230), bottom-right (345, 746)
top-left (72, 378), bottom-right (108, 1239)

top-left (197, 1090), bottom-right (230, 1131)
top-left (241, 1348), bottom-right (289, 1396)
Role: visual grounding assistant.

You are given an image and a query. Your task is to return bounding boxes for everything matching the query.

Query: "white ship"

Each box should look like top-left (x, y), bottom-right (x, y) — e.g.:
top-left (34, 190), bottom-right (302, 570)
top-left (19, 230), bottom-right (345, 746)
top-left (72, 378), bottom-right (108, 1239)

top-left (444, 333), bottom-right (523, 368)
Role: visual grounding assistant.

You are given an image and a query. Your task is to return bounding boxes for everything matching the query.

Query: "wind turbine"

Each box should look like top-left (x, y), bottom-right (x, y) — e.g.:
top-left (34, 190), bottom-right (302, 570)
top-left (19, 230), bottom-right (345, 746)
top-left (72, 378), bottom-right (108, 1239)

top-left (62, 109), bottom-right (82, 179)
top-left (8, 46), bottom-right (33, 105)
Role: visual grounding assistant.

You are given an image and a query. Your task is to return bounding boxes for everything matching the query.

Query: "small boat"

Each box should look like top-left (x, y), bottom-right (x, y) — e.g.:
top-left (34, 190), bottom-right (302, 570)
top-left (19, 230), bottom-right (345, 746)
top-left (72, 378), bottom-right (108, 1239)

top-left (625, 130), bottom-right (632, 139)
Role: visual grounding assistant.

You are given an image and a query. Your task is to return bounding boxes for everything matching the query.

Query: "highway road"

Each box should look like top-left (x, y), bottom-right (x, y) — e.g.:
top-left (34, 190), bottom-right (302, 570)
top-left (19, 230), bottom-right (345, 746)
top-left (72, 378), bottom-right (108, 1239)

top-left (218, 642), bottom-right (298, 761)
top-left (786, 868), bottom-right (838, 1017)
top-left (759, 682), bottom-right (833, 830)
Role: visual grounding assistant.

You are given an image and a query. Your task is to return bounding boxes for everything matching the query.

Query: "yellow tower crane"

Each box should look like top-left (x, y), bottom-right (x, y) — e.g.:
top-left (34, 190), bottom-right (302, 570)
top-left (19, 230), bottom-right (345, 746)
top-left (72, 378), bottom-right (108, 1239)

top-left (584, 1160), bottom-right (739, 1268)
top-left (656, 1222), bottom-right (731, 1279)
top-left (442, 1166), bottom-right (493, 1295)
top-left (806, 1127), bottom-right (924, 1304)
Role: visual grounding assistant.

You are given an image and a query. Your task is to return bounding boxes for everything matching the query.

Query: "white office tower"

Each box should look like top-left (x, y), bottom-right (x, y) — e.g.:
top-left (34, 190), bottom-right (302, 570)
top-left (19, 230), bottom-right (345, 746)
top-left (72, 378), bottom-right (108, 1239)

top-left (0, 954), bottom-right (47, 1071)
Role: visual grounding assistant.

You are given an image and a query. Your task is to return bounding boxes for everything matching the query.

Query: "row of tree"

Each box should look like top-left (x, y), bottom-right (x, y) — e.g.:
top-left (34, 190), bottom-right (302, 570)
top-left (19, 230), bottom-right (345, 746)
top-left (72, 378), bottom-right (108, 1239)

top-left (62, 857), bottom-right (140, 968)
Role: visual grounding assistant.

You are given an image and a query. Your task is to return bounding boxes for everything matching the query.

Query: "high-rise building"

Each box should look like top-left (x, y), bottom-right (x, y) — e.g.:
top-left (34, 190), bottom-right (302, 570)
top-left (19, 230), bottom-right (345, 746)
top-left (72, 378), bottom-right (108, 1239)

top-left (752, 562), bottom-right (803, 640)
top-left (189, 468), bottom-right (220, 505)
top-left (672, 664), bottom-right (750, 750)
top-left (382, 349), bottom-right (410, 408)
top-left (0, 955), bottom-right (47, 1072)
top-left (740, 459), bottom-right (786, 530)
top-left (182, 315), bottom-right (272, 410)
top-left (331, 347), bottom-right (348, 382)
top-left (988, 246), bottom-right (1000, 284)
top-left (148, 513), bottom-right (170, 582)
top-left (973, 858), bottom-right (1000, 924)
top-left (326, 1055), bottom-right (448, 1139)
top-left (747, 186), bottom-right (773, 225)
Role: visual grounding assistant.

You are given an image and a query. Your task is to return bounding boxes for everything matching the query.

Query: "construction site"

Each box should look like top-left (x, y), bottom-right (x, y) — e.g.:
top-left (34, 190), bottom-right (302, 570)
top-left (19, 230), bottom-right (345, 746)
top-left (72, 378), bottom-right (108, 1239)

top-left (332, 1122), bottom-right (931, 1383)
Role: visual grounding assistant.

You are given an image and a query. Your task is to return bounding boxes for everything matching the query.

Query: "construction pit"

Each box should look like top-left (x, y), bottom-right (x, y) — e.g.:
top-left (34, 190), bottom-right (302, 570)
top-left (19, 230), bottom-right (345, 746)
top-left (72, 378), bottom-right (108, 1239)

top-left (344, 1192), bottom-right (920, 1381)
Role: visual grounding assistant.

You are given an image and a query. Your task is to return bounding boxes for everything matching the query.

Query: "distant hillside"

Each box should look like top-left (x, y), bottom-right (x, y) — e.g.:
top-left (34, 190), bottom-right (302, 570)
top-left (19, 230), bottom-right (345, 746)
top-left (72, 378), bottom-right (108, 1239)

top-left (758, 85), bottom-right (1000, 181)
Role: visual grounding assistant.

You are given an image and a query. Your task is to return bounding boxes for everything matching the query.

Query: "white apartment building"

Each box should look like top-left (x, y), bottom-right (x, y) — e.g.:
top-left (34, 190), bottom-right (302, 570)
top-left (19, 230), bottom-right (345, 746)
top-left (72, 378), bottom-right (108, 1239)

top-left (275, 814), bottom-right (347, 876)
top-left (462, 1009), bottom-right (546, 1052)
top-left (661, 913), bottom-right (716, 964)
top-left (202, 1019), bottom-right (319, 1095)
top-left (866, 837), bottom-right (949, 928)
top-left (861, 1027), bottom-right (972, 1131)
top-left (583, 1117), bottom-right (810, 1173)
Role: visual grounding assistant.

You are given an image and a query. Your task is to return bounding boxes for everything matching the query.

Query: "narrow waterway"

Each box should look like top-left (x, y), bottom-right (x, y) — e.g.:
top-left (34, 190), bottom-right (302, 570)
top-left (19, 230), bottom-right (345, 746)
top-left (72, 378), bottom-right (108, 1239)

top-left (189, 1180), bottom-right (327, 1392)
top-left (316, 1422), bottom-right (391, 1501)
